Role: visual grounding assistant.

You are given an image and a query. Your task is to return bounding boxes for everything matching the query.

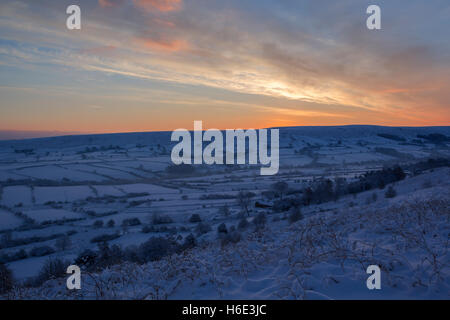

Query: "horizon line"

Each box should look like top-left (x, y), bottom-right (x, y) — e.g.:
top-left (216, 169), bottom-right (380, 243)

top-left (1, 124), bottom-right (450, 142)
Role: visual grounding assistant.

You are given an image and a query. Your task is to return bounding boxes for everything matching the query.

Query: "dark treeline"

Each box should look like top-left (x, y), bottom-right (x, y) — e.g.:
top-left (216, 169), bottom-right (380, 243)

top-left (269, 158), bottom-right (449, 212)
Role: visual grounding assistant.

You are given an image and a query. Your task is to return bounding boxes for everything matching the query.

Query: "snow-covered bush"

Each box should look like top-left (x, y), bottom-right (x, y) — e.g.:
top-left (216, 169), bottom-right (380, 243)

top-left (236, 191), bottom-right (255, 216)
top-left (95, 242), bottom-right (124, 270)
top-left (385, 185), bottom-right (397, 198)
top-left (75, 249), bottom-right (99, 270)
top-left (253, 212), bottom-right (267, 230)
top-left (221, 226), bottom-right (241, 246)
top-left (34, 257), bottom-right (67, 286)
top-left (93, 220), bottom-right (104, 228)
top-left (195, 222), bottom-right (212, 236)
top-left (151, 212), bottom-right (173, 225)
top-left (90, 233), bottom-right (120, 243)
top-left (288, 207), bottom-right (303, 224)
top-left (270, 181), bottom-right (289, 200)
top-left (189, 214), bottom-right (202, 223)
top-left (0, 263), bottom-right (13, 294)
top-left (138, 237), bottom-right (178, 263)
top-left (218, 205), bottom-right (230, 217)
top-left (272, 197), bottom-right (301, 213)
top-left (237, 218), bottom-right (249, 230)
top-left (141, 225), bottom-right (154, 233)
top-left (181, 233), bottom-right (196, 251)
top-left (217, 223), bottom-right (228, 235)
top-left (122, 218), bottom-right (141, 227)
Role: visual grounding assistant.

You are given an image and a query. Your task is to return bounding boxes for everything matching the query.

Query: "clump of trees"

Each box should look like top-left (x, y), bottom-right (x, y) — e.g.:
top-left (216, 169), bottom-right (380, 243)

top-left (122, 218), bottom-right (141, 227)
top-left (90, 233), bottom-right (120, 243)
top-left (268, 165), bottom-right (407, 214)
top-left (74, 234), bottom-right (198, 273)
top-left (301, 166), bottom-right (406, 206)
top-left (151, 212), bottom-right (173, 225)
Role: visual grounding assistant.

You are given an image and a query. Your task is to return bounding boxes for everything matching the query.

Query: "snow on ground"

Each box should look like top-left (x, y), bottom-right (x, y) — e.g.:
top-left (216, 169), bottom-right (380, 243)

top-left (23, 209), bottom-right (84, 223)
top-left (34, 186), bottom-right (94, 204)
top-left (14, 165), bottom-right (103, 182)
top-left (1, 186), bottom-right (33, 207)
top-left (0, 209), bottom-right (23, 230)
top-left (119, 183), bottom-right (179, 195)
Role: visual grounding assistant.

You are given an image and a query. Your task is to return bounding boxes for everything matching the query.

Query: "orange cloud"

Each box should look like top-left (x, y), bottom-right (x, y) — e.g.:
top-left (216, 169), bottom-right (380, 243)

top-left (134, 0), bottom-right (182, 12)
top-left (98, 0), bottom-right (124, 7)
top-left (137, 37), bottom-right (188, 52)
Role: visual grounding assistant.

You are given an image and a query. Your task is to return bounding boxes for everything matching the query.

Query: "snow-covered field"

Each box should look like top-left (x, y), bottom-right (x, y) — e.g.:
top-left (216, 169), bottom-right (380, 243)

top-left (0, 126), bottom-right (449, 299)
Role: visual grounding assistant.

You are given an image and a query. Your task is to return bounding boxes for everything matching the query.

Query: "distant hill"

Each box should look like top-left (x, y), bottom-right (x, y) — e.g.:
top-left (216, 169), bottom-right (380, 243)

top-left (0, 130), bottom-right (85, 141)
top-left (0, 125), bottom-right (449, 150)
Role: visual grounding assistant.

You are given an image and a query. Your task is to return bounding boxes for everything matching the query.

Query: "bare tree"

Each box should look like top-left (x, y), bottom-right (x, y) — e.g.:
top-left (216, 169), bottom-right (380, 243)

top-left (236, 191), bottom-right (254, 216)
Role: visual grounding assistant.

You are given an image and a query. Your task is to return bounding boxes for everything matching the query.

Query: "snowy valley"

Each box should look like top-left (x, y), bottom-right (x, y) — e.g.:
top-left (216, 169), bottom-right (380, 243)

top-left (0, 125), bottom-right (448, 299)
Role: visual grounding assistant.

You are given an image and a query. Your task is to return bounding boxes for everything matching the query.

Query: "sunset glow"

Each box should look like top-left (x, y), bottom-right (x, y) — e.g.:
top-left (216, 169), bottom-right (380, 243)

top-left (0, 0), bottom-right (449, 138)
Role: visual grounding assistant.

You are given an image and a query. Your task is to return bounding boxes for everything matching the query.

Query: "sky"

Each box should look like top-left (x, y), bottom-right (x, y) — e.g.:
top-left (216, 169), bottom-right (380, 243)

top-left (0, 0), bottom-right (449, 138)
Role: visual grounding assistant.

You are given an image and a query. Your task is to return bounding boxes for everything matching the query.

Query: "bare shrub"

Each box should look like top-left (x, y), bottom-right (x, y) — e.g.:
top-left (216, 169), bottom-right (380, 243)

top-left (138, 237), bottom-right (178, 263)
top-left (0, 263), bottom-right (13, 294)
top-left (253, 212), bottom-right (267, 230)
top-left (195, 222), bottom-right (212, 236)
top-left (218, 205), bottom-right (230, 217)
top-left (237, 218), bottom-right (249, 230)
top-left (34, 257), bottom-right (68, 286)
top-left (236, 191), bottom-right (255, 216)
top-left (385, 186), bottom-right (397, 198)
top-left (152, 212), bottom-right (173, 225)
top-left (189, 214), bottom-right (202, 223)
top-left (93, 220), bottom-right (104, 228)
top-left (288, 207), bottom-right (303, 224)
